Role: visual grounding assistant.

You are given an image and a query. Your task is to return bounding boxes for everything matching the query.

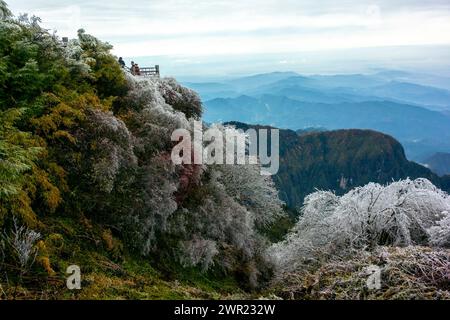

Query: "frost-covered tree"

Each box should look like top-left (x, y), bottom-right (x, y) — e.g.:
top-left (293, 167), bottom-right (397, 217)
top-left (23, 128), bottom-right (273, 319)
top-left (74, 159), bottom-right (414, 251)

top-left (122, 75), bottom-right (190, 156)
top-left (168, 167), bottom-right (268, 285)
top-left (159, 77), bottom-right (202, 119)
top-left (0, 0), bottom-right (11, 20)
top-left (216, 163), bottom-right (284, 228)
top-left (125, 153), bottom-right (179, 255)
top-left (70, 72), bottom-right (285, 284)
top-left (2, 219), bottom-right (40, 272)
top-left (77, 108), bottom-right (137, 194)
top-left (270, 178), bottom-right (450, 273)
top-left (211, 126), bottom-right (284, 228)
top-left (179, 237), bottom-right (218, 272)
top-left (200, 123), bottom-right (284, 228)
top-left (429, 211), bottom-right (450, 247)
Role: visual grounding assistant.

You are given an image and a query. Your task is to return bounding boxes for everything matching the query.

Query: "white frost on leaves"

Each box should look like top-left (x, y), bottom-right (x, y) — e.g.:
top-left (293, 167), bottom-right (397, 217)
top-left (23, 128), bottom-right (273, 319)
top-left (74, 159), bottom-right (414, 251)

top-left (179, 237), bottom-right (219, 271)
top-left (270, 178), bottom-right (450, 273)
top-left (78, 72), bottom-right (284, 279)
top-left (125, 74), bottom-right (190, 155)
top-left (84, 109), bottom-right (137, 193)
top-left (429, 211), bottom-right (450, 247)
top-left (2, 219), bottom-right (41, 271)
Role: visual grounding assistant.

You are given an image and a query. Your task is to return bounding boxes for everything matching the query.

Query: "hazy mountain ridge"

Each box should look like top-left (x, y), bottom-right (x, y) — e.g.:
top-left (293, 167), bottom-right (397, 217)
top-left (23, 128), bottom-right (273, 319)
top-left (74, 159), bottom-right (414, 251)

top-left (191, 70), bottom-right (450, 161)
top-left (423, 152), bottom-right (450, 176)
top-left (206, 94), bottom-right (450, 161)
top-left (185, 71), bottom-right (450, 112)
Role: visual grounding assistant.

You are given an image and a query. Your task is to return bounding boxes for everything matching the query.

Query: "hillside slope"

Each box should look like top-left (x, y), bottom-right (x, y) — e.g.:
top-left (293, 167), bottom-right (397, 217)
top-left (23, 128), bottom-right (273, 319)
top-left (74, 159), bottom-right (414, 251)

top-left (276, 129), bottom-right (441, 208)
top-left (0, 7), bottom-right (284, 299)
top-left (226, 122), bottom-right (442, 208)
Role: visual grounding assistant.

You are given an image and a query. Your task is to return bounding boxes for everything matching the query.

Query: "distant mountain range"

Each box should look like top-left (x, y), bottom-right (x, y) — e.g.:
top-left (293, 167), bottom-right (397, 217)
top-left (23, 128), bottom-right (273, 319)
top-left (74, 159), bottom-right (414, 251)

top-left (186, 71), bottom-right (450, 111)
top-left (423, 152), bottom-right (450, 177)
top-left (226, 122), bottom-right (447, 209)
top-left (206, 95), bottom-right (450, 161)
top-left (184, 71), bottom-right (450, 161)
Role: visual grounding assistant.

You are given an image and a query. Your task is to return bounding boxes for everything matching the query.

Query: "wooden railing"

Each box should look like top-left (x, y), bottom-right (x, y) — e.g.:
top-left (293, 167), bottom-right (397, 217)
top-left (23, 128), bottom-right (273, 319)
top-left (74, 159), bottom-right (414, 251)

top-left (137, 65), bottom-right (160, 78)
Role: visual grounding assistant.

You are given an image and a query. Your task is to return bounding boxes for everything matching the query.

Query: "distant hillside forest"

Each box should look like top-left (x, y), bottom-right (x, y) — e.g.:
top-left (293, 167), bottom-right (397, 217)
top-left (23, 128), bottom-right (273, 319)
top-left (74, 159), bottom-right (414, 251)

top-left (226, 122), bottom-right (449, 209)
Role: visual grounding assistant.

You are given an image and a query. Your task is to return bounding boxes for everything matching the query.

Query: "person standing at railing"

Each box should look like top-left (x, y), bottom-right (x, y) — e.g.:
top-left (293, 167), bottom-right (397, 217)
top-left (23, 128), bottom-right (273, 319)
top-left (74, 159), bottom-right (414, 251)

top-left (118, 57), bottom-right (126, 68)
top-left (135, 64), bottom-right (141, 76)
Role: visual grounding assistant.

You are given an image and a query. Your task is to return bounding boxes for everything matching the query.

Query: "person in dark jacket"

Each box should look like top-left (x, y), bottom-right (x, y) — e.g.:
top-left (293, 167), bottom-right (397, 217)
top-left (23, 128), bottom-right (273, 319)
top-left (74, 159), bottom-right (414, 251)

top-left (118, 57), bottom-right (126, 68)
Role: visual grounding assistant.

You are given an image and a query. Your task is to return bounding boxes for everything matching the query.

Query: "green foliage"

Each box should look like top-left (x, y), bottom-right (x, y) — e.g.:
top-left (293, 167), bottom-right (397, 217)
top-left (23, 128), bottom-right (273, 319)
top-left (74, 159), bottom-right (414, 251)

top-left (0, 3), bottom-right (127, 229)
top-left (0, 15), bottom-right (63, 108)
top-left (0, 2), bottom-right (118, 237)
top-left (76, 29), bottom-right (128, 99)
top-left (260, 212), bottom-right (296, 243)
top-left (0, 108), bottom-right (41, 199)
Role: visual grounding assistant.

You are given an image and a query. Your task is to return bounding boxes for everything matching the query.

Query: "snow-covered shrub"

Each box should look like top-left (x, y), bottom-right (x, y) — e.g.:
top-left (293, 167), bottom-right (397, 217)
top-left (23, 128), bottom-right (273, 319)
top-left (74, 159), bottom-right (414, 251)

top-left (66, 71), bottom-right (284, 285)
top-left (168, 168), bottom-right (256, 262)
top-left (154, 122), bottom-right (284, 284)
top-left (270, 178), bottom-right (450, 273)
top-left (429, 211), bottom-right (450, 247)
top-left (215, 163), bottom-right (284, 228)
top-left (159, 78), bottom-right (202, 119)
top-left (179, 237), bottom-right (219, 271)
top-left (166, 161), bottom-right (283, 287)
top-left (2, 219), bottom-right (41, 272)
top-left (77, 109), bottom-right (137, 193)
top-left (123, 75), bottom-right (190, 156)
top-left (205, 123), bottom-right (284, 228)
top-left (126, 153), bottom-right (179, 255)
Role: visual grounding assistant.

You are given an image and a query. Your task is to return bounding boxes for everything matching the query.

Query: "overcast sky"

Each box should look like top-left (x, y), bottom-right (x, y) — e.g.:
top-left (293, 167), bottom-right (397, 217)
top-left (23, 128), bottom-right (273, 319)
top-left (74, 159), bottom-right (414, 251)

top-left (8, 0), bottom-right (450, 76)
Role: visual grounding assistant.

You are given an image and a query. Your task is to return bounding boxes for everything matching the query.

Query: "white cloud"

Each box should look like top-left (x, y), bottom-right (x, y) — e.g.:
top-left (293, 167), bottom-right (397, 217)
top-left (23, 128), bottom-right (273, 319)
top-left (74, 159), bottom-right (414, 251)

top-left (7, 0), bottom-right (450, 57)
